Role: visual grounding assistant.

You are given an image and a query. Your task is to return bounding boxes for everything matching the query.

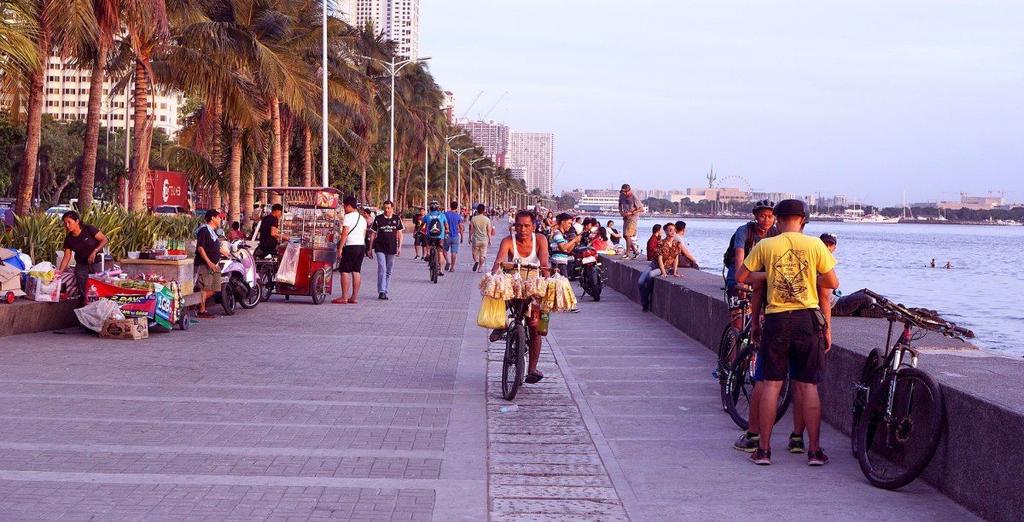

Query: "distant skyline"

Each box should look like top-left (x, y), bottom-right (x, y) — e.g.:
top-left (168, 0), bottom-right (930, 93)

top-left (420, 0), bottom-right (1023, 205)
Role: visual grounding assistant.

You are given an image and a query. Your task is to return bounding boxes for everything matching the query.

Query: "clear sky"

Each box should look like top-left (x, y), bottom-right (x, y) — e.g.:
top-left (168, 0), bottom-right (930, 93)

top-left (420, 0), bottom-right (1023, 206)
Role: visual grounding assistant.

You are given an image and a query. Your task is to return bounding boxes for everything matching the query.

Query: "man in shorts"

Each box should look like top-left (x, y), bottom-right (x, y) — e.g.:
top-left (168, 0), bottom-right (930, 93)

top-left (332, 196), bottom-right (368, 304)
top-left (413, 207), bottom-right (427, 259)
top-left (469, 204), bottom-right (494, 272)
top-left (443, 201), bottom-right (463, 272)
top-left (738, 199), bottom-right (838, 466)
top-left (618, 184), bottom-right (643, 259)
top-left (194, 209), bottom-right (223, 318)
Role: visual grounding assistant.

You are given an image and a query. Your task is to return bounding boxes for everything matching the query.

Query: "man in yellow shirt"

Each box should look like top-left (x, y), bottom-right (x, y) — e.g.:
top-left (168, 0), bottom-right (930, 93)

top-left (737, 199), bottom-right (839, 467)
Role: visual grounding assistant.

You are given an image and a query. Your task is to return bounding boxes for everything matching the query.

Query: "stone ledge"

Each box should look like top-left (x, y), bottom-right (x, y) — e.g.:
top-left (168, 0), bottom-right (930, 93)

top-left (0, 299), bottom-right (80, 337)
top-left (601, 254), bottom-right (1023, 522)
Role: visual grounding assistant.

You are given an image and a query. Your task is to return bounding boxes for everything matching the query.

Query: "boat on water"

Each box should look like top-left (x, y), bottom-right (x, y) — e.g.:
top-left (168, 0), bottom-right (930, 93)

top-left (843, 214), bottom-right (901, 224)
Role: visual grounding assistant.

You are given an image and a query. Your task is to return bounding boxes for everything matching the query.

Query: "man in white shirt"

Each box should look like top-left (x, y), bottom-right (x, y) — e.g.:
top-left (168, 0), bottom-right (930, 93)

top-left (333, 196), bottom-right (367, 304)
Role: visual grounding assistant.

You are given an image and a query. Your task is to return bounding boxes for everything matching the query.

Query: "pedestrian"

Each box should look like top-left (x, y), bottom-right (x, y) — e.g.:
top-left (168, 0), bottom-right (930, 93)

top-left (193, 209), bottom-right (223, 319)
top-left (256, 204), bottom-right (285, 258)
top-left (819, 233), bottom-right (837, 254)
top-left (226, 221), bottom-right (244, 241)
top-left (592, 227), bottom-right (610, 251)
top-left (572, 216), bottom-right (584, 236)
top-left (619, 183), bottom-right (643, 258)
top-left (637, 222), bottom-right (682, 312)
top-left (369, 200), bottom-right (402, 300)
top-left (413, 207), bottom-right (426, 259)
top-left (444, 201), bottom-right (464, 271)
top-left (469, 204), bottom-right (494, 272)
top-left (607, 220), bottom-right (622, 247)
top-left (332, 196), bottom-right (367, 304)
top-left (549, 213), bottom-right (582, 277)
top-left (645, 223), bottom-right (662, 261)
top-left (672, 221), bottom-right (701, 269)
top-left (56, 210), bottom-right (108, 305)
top-left (929, 258), bottom-right (936, 268)
top-left (737, 199), bottom-right (839, 467)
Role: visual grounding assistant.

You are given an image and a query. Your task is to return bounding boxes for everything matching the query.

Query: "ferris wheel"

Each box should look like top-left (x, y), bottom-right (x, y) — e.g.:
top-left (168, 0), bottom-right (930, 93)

top-left (715, 175), bottom-right (751, 193)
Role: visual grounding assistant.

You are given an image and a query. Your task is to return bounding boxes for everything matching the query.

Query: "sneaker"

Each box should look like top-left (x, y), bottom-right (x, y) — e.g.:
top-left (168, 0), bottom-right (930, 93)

top-left (788, 433), bottom-right (806, 454)
top-left (472, 262), bottom-right (479, 272)
top-left (808, 449), bottom-right (829, 466)
top-left (750, 448), bottom-right (771, 465)
top-left (444, 263), bottom-right (450, 271)
top-left (378, 293), bottom-right (386, 300)
top-left (733, 431), bottom-right (760, 452)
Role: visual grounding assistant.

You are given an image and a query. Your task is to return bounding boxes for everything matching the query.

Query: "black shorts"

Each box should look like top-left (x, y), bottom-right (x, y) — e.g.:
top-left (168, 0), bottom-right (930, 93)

top-left (427, 237), bottom-right (444, 248)
top-left (758, 309), bottom-right (825, 384)
top-left (414, 232), bottom-right (427, 247)
top-left (339, 245), bottom-right (366, 273)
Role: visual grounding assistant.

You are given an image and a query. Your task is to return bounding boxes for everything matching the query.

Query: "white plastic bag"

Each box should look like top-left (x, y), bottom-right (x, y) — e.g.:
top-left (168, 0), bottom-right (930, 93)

top-left (74, 299), bottom-right (125, 333)
top-left (276, 242), bottom-right (300, 285)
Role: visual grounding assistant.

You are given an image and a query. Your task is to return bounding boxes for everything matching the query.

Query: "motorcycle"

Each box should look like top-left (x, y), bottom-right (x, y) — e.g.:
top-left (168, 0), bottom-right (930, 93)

top-left (214, 240), bottom-right (261, 315)
top-left (570, 245), bottom-right (604, 301)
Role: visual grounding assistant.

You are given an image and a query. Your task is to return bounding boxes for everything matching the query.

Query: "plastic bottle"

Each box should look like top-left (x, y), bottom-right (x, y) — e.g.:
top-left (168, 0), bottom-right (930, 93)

top-left (537, 312), bottom-right (550, 336)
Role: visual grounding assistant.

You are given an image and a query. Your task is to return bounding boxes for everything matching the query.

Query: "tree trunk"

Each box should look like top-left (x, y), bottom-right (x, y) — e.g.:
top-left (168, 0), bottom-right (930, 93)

top-left (281, 120), bottom-right (291, 188)
top-left (211, 185), bottom-right (221, 210)
top-left (128, 60), bottom-right (151, 212)
top-left (259, 144), bottom-right (269, 206)
top-left (14, 26), bottom-right (49, 216)
top-left (269, 97), bottom-right (281, 203)
top-left (302, 125), bottom-right (312, 187)
top-left (360, 167), bottom-right (367, 204)
top-left (78, 39), bottom-right (109, 212)
top-left (243, 162), bottom-right (255, 229)
top-left (227, 126), bottom-right (242, 224)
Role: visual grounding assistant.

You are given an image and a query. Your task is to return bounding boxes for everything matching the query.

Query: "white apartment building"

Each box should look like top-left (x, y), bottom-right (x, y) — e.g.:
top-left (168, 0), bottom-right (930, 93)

top-left (38, 56), bottom-right (183, 136)
top-left (333, 0), bottom-right (357, 23)
top-left (462, 120), bottom-right (509, 168)
top-left (508, 132), bottom-right (555, 196)
top-left (352, 0), bottom-right (421, 59)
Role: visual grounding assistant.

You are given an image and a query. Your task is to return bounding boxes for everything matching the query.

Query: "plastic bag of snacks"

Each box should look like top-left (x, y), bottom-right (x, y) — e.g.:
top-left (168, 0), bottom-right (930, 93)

top-left (479, 273), bottom-right (515, 301)
top-left (477, 296), bottom-right (507, 329)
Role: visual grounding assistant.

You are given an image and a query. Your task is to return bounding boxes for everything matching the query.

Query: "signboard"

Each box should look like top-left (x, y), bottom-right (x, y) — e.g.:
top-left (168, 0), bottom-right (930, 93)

top-left (147, 170), bottom-right (189, 209)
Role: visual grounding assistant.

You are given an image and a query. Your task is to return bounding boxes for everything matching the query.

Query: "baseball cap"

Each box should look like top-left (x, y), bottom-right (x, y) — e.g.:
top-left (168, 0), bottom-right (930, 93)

top-left (773, 199), bottom-right (808, 217)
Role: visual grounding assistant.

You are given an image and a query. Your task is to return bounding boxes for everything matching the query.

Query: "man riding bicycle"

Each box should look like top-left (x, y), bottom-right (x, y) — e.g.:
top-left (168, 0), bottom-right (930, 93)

top-left (422, 201), bottom-right (450, 277)
top-left (490, 210), bottom-right (552, 384)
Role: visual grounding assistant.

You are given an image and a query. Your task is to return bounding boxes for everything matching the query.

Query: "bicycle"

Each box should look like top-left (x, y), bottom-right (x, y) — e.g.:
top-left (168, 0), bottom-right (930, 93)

top-left (498, 262), bottom-right (541, 401)
top-left (426, 239), bottom-right (442, 284)
top-left (717, 289), bottom-right (792, 430)
top-left (850, 289), bottom-right (968, 490)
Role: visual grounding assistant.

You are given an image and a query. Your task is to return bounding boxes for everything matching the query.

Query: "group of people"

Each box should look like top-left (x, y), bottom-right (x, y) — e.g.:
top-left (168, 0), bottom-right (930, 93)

top-left (637, 220), bottom-right (701, 311)
top-left (412, 201), bottom-right (498, 275)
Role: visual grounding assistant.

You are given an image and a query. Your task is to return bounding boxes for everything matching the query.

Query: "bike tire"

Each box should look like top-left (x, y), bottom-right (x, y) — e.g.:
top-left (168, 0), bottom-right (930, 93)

top-left (717, 325), bottom-right (741, 378)
top-left (501, 323), bottom-right (527, 401)
top-left (854, 367), bottom-right (944, 490)
top-left (220, 283), bottom-right (236, 316)
top-left (429, 251), bottom-right (439, 284)
top-left (722, 346), bottom-right (793, 430)
top-left (851, 348), bottom-right (882, 456)
top-left (258, 268), bottom-right (273, 302)
top-left (587, 266), bottom-right (602, 301)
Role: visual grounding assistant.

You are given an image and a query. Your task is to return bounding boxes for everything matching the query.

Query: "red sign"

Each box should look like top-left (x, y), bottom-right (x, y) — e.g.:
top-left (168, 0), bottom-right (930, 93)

top-left (147, 170), bottom-right (189, 209)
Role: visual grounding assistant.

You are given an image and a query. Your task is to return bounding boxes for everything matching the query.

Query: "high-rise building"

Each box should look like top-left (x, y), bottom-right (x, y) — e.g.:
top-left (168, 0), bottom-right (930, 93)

top-left (462, 120), bottom-right (509, 167)
top-left (441, 91), bottom-right (456, 123)
top-left (352, 0), bottom-right (421, 59)
top-left (27, 56), bottom-right (183, 136)
top-left (508, 132), bottom-right (555, 196)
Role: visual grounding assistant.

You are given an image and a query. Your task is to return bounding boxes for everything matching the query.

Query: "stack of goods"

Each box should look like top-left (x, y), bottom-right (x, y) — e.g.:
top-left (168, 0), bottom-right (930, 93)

top-left (540, 274), bottom-right (578, 313)
top-left (478, 273), bottom-right (578, 312)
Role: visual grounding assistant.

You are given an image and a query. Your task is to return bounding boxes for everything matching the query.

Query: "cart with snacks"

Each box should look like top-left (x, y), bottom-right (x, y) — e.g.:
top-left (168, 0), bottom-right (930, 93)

top-left (255, 187), bottom-right (338, 304)
top-left (84, 275), bottom-right (194, 331)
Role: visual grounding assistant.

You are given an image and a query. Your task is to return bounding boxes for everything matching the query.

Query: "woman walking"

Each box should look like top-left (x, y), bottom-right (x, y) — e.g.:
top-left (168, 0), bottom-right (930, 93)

top-left (369, 201), bottom-right (403, 300)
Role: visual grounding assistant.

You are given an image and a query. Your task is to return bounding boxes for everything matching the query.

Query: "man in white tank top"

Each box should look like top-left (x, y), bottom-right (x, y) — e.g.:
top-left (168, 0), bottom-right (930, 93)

top-left (490, 210), bottom-right (552, 383)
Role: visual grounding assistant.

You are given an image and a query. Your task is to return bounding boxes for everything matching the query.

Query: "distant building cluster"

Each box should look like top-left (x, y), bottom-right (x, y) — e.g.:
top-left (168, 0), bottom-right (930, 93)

top-left (915, 193), bottom-right (1010, 211)
top-left (336, 0), bottom-right (421, 59)
top-left (461, 120), bottom-right (555, 196)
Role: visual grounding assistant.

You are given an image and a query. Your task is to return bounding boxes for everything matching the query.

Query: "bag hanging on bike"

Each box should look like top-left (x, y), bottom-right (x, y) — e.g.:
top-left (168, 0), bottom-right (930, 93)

top-left (477, 296), bottom-right (507, 329)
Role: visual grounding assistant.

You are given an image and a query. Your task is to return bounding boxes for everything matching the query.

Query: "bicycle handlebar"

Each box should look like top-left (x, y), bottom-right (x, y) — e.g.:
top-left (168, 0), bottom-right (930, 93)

top-left (862, 289), bottom-right (965, 341)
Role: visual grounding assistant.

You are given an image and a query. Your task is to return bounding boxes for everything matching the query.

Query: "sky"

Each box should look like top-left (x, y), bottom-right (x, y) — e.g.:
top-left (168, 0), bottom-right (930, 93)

top-left (420, 0), bottom-right (1023, 206)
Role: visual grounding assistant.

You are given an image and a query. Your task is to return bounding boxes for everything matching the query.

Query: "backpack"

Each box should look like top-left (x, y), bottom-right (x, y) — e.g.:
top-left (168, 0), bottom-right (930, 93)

top-left (723, 222), bottom-right (757, 267)
top-left (426, 214), bottom-right (444, 239)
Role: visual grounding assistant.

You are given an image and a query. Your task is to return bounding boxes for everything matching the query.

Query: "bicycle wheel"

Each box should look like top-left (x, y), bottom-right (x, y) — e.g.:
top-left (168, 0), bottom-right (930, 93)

top-left (854, 367), bottom-right (944, 490)
top-left (851, 348), bottom-right (882, 456)
top-left (501, 322), bottom-right (527, 401)
top-left (717, 325), bottom-right (741, 379)
top-left (722, 348), bottom-right (793, 430)
top-left (429, 250), bottom-right (439, 284)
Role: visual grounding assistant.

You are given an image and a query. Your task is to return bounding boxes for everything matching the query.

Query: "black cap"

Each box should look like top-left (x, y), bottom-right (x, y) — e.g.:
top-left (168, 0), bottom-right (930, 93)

top-left (774, 199), bottom-right (807, 217)
top-left (204, 209), bottom-right (221, 222)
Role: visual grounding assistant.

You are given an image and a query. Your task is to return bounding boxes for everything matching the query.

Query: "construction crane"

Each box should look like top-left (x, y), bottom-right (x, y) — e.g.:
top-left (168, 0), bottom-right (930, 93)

top-left (480, 91), bottom-right (508, 121)
top-left (459, 91), bottom-right (484, 121)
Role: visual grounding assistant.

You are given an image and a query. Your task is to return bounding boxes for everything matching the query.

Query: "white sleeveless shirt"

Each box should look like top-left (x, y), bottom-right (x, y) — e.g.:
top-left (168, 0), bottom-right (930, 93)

top-left (511, 234), bottom-right (541, 266)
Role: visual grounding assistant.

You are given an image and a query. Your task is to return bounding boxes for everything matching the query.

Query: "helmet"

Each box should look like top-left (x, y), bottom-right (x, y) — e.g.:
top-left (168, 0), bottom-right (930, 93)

top-left (752, 199), bottom-right (774, 214)
top-left (429, 200), bottom-right (440, 211)
top-left (773, 199), bottom-right (808, 217)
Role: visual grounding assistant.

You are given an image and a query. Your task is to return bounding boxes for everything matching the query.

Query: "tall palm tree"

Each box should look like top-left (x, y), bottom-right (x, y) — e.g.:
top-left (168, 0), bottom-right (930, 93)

top-left (0, 0), bottom-right (40, 126)
top-left (77, 0), bottom-right (121, 211)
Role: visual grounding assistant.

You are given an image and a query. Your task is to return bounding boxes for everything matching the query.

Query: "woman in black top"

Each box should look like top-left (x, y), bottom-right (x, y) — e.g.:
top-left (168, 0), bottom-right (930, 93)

top-left (56, 211), bottom-right (108, 304)
top-left (368, 200), bottom-right (404, 300)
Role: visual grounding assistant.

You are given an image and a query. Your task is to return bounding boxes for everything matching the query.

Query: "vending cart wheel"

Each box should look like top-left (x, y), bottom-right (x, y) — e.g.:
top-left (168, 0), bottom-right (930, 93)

top-left (310, 268), bottom-right (328, 305)
top-left (3, 291), bottom-right (14, 304)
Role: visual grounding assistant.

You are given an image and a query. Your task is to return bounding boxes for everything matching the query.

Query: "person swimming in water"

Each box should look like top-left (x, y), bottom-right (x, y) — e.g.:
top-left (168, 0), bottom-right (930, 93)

top-left (944, 260), bottom-right (953, 269)
top-left (930, 258), bottom-right (936, 268)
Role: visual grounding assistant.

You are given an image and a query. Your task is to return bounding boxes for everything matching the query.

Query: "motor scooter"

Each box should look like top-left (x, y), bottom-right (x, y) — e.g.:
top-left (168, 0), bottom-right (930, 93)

top-left (570, 245), bottom-right (604, 301)
top-left (214, 241), bottom-right (261, 315)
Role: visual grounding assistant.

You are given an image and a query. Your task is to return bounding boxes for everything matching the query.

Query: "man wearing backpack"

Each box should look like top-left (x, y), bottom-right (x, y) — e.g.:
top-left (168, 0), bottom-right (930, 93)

top-left (422, 201), bottom-right (450, 277)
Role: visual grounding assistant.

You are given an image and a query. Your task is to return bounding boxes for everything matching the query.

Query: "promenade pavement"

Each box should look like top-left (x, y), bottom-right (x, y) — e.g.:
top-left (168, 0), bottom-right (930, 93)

top-left (0, 240), bottom-right (977, 520)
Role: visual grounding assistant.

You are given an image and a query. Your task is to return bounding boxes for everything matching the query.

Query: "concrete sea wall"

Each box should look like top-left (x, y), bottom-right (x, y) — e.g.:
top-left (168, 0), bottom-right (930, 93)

top-left (601, 255), bottom-right (1023, 522)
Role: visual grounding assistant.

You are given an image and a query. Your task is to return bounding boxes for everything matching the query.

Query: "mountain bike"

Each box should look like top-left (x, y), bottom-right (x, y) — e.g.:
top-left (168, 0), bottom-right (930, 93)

top-left (718, 291), bottom-right (792, 430)
top-left (851, 289), bottom-right (968, 490)
top-left (426, 239), bottom-right (441, 284)
top-left (498, 262), bottom-right (541, 401)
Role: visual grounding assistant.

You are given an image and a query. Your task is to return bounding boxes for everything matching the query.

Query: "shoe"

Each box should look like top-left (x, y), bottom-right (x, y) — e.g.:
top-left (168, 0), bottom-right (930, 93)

top-left (808, 449), bottom-right (829, 466)
top-left (382, 294), bottom-right (389, 300)
top-left (438, 271), bottom-right (445, 276)
top-left (444, 263), bottom-right (450, 271)
top-left (749, 448), bottom-right (771, 465)
top-left (378, 293), bottom-right (386, 300)
top-left (733, 431), bottom-right (760, 452)
top-left (472, 262), bottom-right (479, 272)
top-left (413, 256), bottom-right (419, 260)
top-left (788, 433), bottom-right (806, 454)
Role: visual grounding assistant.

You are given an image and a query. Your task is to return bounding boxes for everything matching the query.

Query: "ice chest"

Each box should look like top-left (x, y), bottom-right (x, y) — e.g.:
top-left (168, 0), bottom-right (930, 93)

top-left (25, 276), bottom-right (61, 302)
top-left (99, 317), bottom-right (149, 340)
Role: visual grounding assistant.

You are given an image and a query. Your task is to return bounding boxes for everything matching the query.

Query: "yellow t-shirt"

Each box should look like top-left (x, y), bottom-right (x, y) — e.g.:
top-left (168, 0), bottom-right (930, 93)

top-left (743, 232), bottom-right (836, 314)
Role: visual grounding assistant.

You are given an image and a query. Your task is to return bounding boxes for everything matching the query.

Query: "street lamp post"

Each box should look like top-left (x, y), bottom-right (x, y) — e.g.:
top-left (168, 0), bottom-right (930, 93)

top-left (452, 148), bottom-right (472, 208)
top-left (468, 158), bottom-right (485, 207)
top-left (321, 1), bottom-right (328, 187)
top-left (443, 134), bottom-right (464, 205)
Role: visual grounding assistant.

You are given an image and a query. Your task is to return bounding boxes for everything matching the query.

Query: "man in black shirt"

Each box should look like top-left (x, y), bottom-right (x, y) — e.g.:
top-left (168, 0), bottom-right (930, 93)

top-left (195, 209), bottom-right (223, 318)
top-left (256, 204), bottom-right (285, 257)
top-left (57, 210), bottom-right (108, 304)
top-left (369, 200), bottom-right (404, 300)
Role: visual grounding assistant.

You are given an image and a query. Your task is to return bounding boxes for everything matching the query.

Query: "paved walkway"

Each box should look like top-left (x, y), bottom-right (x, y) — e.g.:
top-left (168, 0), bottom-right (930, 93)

top-left (0, 242), bottom-right (976, 520)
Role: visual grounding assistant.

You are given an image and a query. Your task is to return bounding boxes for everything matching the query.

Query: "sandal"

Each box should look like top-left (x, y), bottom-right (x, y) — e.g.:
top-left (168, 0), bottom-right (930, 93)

top-left (525, 371), bottom-right (544, 384)
top-left (331, 297), bottom-right (349, 304)
top-left (347, 298), bottom-right (358, 304)
top-left (488, 329), bottom-right (505, 343)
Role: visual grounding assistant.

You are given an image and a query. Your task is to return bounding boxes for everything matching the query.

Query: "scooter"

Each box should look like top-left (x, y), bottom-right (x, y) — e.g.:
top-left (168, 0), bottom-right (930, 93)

top-left (570, 245), bottom-right (604, 302)
top-left (214, 241), bottom-right (261, 315)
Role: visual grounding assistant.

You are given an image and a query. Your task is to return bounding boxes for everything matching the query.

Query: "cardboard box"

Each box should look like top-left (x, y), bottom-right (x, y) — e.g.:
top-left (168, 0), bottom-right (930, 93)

top-left (25, 276), bottom-right (61, 302)
top-left (99, 317), bottom-right (149, 340)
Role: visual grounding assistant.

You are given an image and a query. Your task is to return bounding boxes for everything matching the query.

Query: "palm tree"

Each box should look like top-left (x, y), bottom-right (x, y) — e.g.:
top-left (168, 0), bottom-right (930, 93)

top-left (0, 0), bottom-right (41, 126)
top-left (77, 0), bottom-right (121, 212)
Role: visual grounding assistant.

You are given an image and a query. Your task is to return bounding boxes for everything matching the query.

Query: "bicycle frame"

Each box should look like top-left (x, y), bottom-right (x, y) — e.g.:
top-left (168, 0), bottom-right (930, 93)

top-left (878, 319), bottom-right (921, 420)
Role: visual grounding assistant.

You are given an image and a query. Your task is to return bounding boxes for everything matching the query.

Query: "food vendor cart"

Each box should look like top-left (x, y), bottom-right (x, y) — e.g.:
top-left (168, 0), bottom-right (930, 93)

top-left (84, 275), bottom-right (193, 331)
top-left (255, 187), bottom-right (338, 304)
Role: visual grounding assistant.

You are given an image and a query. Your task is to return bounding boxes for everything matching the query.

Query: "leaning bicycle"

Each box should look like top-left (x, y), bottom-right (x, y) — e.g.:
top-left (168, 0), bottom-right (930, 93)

top-left (717, 292), bottom-right (792, 430)
top-left (851, 289), bottom-right (967, 490)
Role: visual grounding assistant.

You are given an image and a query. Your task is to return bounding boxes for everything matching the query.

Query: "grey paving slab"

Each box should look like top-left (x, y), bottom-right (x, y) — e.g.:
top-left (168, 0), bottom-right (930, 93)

top-left (0, 242), bottom-right (484, 521)
top-left (548, 282), bottom-right (981, 521)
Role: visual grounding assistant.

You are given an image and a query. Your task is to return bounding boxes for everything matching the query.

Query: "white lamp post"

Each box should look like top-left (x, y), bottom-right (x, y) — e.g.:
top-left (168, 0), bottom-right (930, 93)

top-left (468, 158), bottom-right (485, 207)
top-left (443, 133), bottom-right (464, 205)
top-left (452, 148), bottom-right (472, 208)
